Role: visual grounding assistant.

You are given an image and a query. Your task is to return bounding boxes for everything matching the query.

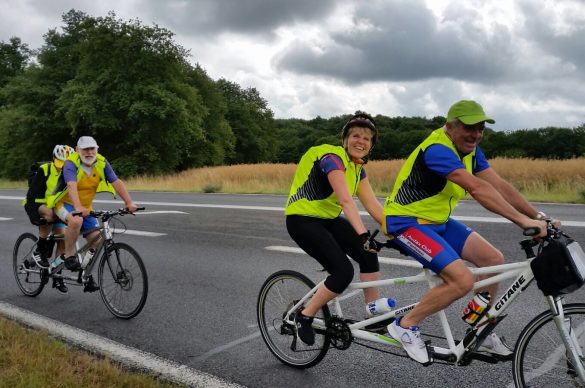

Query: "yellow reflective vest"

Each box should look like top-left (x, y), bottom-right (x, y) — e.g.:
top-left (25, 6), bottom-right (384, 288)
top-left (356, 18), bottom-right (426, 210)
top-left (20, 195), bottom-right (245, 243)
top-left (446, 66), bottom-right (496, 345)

top-left (384, 128), bottom-right (476, 223)
top-left (46, 152), bottom-right (116, 208)
top-left (285, 144), bottom-right (363, 219)
top-left (22, 162), bottom-right (61, 206)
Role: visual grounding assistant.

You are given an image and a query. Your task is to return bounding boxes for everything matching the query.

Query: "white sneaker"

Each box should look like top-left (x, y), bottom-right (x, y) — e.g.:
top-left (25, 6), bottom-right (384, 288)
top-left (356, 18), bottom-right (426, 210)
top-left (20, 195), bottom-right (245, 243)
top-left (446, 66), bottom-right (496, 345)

top-left (476, 333), bottom-right (513, 357)
top-left (387, 319), bottom-right (430, 364)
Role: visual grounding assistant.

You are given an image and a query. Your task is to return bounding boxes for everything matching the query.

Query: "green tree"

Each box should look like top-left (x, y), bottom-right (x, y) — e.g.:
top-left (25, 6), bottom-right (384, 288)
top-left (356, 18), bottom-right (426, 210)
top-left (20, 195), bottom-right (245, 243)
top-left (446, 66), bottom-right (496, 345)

top-left (217, 79), bottom-right (277, 163)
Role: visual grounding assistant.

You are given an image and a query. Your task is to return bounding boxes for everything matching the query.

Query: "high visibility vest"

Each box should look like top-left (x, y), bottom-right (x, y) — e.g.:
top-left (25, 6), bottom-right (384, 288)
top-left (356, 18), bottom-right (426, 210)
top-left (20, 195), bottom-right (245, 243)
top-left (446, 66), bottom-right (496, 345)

top-left (285, 144), bottom-right (363, 219)
top-left (384, 128), bottom-right (476, 223)
top-left (21, 162), bottom-right (61, 206)
top-left (46, 152), bottom-right (116, 208)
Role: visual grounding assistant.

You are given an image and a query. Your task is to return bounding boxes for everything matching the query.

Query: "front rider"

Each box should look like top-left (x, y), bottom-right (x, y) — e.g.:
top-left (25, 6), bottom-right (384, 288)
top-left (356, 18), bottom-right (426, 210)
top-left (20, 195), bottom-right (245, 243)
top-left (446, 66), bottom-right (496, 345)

top-left (384, 100), bottom-right (550, 364)
top-left (47, 136), bottom-right (139, 292)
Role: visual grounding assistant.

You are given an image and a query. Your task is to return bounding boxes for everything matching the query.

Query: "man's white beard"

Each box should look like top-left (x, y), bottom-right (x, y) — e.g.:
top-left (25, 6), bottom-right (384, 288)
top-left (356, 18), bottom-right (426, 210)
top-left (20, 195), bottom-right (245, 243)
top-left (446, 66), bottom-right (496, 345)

top-left (81, 155), bottom-right (96, 166)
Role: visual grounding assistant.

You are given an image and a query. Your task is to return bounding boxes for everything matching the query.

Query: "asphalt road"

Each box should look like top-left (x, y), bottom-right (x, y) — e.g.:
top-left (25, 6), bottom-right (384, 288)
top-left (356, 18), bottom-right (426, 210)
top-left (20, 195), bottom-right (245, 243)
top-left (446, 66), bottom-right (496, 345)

top-left (1, 190), bottom-right (584, 388)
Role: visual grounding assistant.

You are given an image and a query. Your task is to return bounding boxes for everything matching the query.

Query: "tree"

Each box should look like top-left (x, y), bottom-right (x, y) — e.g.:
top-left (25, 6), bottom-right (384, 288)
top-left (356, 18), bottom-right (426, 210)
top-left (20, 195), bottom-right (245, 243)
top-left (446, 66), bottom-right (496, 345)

top-left (217, 79), bottom-right (277, 163)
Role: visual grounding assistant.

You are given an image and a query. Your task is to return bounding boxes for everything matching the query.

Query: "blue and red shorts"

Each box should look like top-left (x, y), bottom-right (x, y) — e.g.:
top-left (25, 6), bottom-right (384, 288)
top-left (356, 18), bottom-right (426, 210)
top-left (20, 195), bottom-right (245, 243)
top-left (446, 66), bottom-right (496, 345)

top-left (384, 216), bottom-right (474, 273)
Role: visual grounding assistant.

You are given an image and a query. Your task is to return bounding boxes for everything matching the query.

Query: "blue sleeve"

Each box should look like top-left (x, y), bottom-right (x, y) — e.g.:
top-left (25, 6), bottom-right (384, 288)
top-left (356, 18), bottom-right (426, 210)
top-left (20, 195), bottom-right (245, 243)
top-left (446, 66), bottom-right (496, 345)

top-left (104, 160), bottom-right (118, 183)
top-left (62, 160), bottom-right (78, 183)
top-left (473, 146), bottom-right (490, 174)
top-left (319, 154), bottom-right (345, 174)
top-left (423, 144), bottom-right (465, 177)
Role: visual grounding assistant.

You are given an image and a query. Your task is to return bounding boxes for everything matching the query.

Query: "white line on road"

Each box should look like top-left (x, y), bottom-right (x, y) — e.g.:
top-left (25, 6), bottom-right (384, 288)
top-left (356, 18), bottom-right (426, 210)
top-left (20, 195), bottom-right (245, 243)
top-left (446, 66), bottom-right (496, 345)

top-left (1, 196), bottom-right (584, 227)
top-left (124, 230), bottom-right (166, 237)
top-left (0, 217), bottom-right (12, 221)
top-left (0, 301), bottom-right (244, 388)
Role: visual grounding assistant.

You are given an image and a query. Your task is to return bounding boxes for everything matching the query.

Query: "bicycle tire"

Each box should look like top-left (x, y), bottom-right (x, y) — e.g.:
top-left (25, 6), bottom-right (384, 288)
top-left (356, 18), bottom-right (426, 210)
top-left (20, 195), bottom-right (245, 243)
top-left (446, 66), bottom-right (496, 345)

top-left (257, 270), bottom-right (331, 369)
top-left (13, 233), bottom-right (46, 297)
top-left (98, 242), bottom-right (148, 319)
top-left (513, 303), bottom-right (585, 387)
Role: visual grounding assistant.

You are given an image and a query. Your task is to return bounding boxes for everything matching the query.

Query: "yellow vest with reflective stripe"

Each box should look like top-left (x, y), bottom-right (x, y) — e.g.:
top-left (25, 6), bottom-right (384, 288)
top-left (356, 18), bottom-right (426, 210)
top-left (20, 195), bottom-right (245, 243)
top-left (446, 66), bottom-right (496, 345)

top-left (46, 153), bottom-right (116, 208)
top-left (384, 128), bottom-right (476, 223)
top-left (285, 144), bottom-right (362, 219)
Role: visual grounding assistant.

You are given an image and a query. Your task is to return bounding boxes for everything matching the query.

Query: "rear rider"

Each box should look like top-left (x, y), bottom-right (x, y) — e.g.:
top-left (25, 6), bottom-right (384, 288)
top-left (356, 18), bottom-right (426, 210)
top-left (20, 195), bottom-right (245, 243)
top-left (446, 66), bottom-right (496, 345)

top-left (285, 111), bottom-right (387, 345)
top-left (23, 145), bottom-right (74, 293)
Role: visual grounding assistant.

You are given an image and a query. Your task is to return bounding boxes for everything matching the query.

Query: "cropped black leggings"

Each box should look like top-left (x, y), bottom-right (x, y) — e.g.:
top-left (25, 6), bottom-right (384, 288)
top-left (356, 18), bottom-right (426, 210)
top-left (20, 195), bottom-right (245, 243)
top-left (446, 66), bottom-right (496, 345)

top-left (286, 215), bottom-right (379, 294)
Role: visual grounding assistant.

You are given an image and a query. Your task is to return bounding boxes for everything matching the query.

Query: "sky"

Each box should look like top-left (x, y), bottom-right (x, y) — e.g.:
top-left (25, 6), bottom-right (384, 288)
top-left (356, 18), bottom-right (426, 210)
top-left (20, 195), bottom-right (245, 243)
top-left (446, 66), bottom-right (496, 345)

top-left (1, 0), bottom-right (584, 132)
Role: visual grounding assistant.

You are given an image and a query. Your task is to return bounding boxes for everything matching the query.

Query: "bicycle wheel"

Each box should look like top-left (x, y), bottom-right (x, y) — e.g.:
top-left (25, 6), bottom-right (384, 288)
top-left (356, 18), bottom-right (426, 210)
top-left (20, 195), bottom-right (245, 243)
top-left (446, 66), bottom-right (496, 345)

top-left (513, 303), bottom-right (585, 387)
top-left (98, 242), bottom-right (148, 319)
top-left (257, 270), bottom-right (331, 368)
top-left (13, 233), bottom-right (46, 297)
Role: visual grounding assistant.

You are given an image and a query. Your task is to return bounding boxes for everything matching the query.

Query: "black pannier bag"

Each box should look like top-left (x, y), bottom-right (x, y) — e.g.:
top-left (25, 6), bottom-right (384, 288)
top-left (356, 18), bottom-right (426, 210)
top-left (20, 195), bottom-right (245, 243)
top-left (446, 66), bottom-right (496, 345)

top-left (530, 232), bottom-right (585, 296)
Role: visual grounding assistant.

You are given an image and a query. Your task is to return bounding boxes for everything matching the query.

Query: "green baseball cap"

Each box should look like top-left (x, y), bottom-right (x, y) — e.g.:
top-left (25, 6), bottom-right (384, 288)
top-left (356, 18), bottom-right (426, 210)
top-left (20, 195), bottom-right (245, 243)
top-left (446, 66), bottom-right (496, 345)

top-left (446, 100), bottom-right (495, 125)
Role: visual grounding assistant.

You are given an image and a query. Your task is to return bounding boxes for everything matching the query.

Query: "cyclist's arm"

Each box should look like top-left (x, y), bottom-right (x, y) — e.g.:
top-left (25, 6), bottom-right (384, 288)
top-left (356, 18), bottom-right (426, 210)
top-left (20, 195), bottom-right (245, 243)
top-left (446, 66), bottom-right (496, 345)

top-left (111, 179), bottom-right (138, 212)
top-left (328, 169), bottom-right (368, 235)
top-left (356, 177), bottom-right (383, 225)
top-left (447, 168), bottom-right (547, 237)
top-left (475, 167), bottom-right (540, 219)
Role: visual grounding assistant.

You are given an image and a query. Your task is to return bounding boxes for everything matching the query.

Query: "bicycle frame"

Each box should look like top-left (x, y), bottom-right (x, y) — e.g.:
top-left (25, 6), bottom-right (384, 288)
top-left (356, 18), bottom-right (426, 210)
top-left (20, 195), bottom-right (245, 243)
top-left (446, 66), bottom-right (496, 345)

top-left (284, 256), bottom-right (585, 379)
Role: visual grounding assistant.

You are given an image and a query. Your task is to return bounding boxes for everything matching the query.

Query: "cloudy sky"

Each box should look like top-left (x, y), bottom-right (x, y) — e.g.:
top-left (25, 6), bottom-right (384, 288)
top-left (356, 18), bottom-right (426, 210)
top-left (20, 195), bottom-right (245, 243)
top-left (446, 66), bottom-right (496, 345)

top-left (1, 0), bottom-right (584, 131)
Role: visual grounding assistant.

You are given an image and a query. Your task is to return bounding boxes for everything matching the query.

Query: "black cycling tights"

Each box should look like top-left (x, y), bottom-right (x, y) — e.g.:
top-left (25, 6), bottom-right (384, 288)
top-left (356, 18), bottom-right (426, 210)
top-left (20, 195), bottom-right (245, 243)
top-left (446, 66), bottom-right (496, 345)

top-left (286, 215), bottom-right (379, 294)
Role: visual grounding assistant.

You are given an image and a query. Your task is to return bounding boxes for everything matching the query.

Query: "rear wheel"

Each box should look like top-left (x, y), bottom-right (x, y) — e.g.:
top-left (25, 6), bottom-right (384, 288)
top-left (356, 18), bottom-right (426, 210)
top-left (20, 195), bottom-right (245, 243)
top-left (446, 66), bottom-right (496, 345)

top-left (513, 303), bottom-right (585, 387)
top-left (257, 270), bottom-right (331, 368)
top-left (98, 243), bottom-right (148, 319)
top-left (13, 233), bottom-right (46, 297)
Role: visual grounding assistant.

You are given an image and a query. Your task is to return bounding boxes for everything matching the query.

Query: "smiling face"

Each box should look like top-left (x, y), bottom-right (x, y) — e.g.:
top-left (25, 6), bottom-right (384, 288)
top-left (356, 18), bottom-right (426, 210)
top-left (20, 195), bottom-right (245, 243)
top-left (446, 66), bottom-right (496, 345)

top-left (446, 119), bottom-right (485, 154)
top-left (343, 126), bottom-right (374, 160)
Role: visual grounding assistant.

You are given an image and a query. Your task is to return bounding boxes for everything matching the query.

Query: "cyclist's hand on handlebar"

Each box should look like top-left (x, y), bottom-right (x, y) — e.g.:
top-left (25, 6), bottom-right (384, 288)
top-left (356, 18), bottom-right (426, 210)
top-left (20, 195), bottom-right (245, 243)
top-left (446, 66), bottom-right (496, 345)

top-left (522, 219), bottom-right (548, 239)
top-left (125, 202), bottom-right (139, 213)
top-left (359, 230), bottom-right (383, 253)
top-left (73, 206), bottom-right (90, 217)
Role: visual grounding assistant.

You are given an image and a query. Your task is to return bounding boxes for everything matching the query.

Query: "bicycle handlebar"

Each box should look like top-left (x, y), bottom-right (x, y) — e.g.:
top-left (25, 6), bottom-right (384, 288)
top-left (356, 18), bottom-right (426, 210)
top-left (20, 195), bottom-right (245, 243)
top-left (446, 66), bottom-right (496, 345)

top-left (72, 207), bottom-right (146, 221)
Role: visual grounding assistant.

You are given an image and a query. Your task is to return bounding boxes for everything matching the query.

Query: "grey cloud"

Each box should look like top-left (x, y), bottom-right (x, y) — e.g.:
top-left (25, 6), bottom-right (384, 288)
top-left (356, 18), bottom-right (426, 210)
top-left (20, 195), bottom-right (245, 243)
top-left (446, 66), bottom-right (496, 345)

top-left (275, 0), bottom-right (523, 84)
top-left (142, 0), bottom-right (339, 38)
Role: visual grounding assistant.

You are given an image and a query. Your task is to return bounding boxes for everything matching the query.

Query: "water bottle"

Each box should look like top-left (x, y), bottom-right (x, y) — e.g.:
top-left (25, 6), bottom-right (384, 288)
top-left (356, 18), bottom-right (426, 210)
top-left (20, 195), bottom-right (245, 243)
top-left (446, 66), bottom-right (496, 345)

top-left (366, 297), bottom-right (397, 316)
top-left (462, 291), bottom-right (491, 325)
top-left (50, 256), bottom-right (64, 273)
top-left (81, 249), bottom-right (96, 269)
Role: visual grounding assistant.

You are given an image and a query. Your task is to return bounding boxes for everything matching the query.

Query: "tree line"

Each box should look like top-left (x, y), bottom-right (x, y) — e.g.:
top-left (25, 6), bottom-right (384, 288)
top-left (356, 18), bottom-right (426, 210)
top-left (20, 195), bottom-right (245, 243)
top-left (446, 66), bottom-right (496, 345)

top-left (1, 10), bottom-right (583, 180)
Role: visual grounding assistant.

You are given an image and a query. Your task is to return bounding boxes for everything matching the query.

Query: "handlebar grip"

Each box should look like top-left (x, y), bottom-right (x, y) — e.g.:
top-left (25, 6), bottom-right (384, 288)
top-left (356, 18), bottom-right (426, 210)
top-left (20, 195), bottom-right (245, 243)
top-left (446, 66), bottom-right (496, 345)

top-left (523, 227), bottom-right (540, 237)
top-left (72, 211), bottom-right (83, 217)
top-left (136, 207), bottom-right (145, 211)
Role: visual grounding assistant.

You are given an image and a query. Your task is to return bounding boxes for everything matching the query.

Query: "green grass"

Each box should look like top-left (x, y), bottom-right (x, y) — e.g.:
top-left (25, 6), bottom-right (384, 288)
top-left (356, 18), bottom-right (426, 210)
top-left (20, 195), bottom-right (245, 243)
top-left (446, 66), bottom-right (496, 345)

top-left (0, 317), bottom-right (182, 387)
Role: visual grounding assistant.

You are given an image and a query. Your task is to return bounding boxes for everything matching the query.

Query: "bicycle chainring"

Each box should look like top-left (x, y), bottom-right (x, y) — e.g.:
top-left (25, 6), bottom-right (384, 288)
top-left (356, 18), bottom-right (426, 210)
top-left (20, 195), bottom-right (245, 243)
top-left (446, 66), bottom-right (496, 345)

top-left (326, 317), bottom-right (352, 350)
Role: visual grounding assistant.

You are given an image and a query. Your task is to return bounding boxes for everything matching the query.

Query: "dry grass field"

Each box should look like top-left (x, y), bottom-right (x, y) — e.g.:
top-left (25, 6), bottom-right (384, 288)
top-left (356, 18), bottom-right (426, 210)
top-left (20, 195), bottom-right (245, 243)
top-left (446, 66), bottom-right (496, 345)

top-left (124, 158), bottom-right (585, 203)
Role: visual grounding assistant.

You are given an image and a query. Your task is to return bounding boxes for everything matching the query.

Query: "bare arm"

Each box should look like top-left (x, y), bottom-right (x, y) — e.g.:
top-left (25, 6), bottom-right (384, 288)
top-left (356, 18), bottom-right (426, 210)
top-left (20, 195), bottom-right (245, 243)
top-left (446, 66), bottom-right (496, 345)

top-left (356, 176), bottom-right (383, 225)
top-left (475, 167), bottom-right (540, 218)
top-left (111, 179), bottom-right (139, 212)
top-left (327, 170), bottom-right (368, 235)
top-left (447, 168), bottom-right (547, 237)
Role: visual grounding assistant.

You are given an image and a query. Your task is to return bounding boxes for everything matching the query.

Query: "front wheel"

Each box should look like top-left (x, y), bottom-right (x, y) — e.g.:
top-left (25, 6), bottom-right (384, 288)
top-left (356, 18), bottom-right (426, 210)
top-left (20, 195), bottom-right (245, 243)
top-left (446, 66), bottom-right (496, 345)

top-left (513, 303), bottom-right (585, 387)
top-left (98, 242), bottom-right (148, 319)
top-left (257, 270), bottom-right (331, 369)
top-left (13, 233), bottom-right (46, 297)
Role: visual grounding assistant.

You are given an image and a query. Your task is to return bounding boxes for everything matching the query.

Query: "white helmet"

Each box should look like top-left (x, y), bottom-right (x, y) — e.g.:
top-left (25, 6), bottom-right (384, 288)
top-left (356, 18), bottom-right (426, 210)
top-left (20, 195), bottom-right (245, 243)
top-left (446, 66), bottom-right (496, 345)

top-left (53, 145), bottom-right (73, 161)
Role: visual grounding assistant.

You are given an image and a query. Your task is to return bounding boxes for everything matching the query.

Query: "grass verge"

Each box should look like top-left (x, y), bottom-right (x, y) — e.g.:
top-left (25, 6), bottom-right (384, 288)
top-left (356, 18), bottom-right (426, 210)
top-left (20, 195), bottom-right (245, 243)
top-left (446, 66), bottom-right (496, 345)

top-left (0, 316), bottom-right (181, 387)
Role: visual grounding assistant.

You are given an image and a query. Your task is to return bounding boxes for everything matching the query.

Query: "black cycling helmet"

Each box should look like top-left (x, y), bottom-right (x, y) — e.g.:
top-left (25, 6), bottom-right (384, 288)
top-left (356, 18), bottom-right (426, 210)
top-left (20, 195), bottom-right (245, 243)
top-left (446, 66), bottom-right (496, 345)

top-left (341, 111), bottom-right (378, 147)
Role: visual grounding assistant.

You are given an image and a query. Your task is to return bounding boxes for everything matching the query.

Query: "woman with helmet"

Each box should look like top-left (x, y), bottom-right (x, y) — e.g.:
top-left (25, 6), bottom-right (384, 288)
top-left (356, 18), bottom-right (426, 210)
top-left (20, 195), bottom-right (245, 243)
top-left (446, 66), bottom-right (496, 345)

top-left (23, 144), bottom-right (74, 293)
top-left (285, 111), bottom-right (387, 345)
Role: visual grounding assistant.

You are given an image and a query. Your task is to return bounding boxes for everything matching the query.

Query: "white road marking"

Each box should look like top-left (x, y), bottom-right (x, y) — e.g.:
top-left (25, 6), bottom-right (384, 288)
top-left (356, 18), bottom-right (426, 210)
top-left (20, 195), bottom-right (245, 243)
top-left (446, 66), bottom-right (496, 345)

top-left (136, 210), bottom-right (188, 214)
top-left (0, 301), bottom-right (243, 388)
top-left (0, 217), bottom-right (12, 221)
top-left (123, 230), bottom-right (166, 237)
top-left (1, 195), bottom-right (584, 227)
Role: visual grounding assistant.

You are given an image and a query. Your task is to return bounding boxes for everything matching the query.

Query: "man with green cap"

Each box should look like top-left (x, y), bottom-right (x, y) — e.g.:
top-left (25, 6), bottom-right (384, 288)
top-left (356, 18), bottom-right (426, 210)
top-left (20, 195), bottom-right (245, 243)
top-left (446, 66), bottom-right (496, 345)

top-left (382, 100), bottom-right (551, 365)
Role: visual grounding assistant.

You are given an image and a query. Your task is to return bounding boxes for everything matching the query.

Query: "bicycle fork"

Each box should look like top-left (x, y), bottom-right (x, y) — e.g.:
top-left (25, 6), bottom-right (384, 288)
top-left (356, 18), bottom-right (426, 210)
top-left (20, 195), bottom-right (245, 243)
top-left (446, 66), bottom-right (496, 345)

top-left (548, 297), bottom-right (585, 383)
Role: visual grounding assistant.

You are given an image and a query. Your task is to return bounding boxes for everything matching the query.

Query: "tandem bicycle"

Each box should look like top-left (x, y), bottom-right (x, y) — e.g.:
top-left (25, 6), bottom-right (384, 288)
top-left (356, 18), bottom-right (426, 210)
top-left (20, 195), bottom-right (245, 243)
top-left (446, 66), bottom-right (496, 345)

top-left (13, 208), bottom-right (148, 319)
top-left (257, 225), bottom-right (585, 387)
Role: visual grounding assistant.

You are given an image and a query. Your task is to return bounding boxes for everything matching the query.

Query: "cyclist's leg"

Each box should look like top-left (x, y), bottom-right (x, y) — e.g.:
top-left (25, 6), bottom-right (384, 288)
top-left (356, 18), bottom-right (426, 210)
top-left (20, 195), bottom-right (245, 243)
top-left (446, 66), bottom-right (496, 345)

top-left (329, 217), bottom-right (381, 303)
top-left (387, 222), bottom-right (474, 327)
top-left (56, 204), bottom-right (82, 258)
top-left (286, 215), bottom-right (353, 316)
top-left (458, 231), bottom-right (504, 298)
